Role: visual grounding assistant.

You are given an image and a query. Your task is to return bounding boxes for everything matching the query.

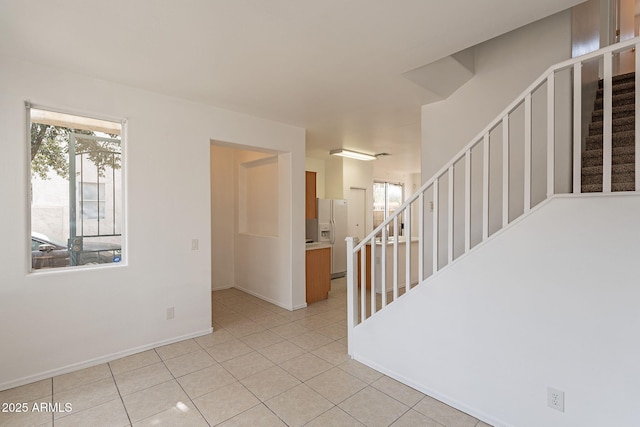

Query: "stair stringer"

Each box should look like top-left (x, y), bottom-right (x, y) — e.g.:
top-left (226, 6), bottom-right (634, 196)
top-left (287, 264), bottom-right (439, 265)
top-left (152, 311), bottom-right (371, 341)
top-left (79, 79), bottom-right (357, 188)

top-left (351, 193), bottom-right (640, 427)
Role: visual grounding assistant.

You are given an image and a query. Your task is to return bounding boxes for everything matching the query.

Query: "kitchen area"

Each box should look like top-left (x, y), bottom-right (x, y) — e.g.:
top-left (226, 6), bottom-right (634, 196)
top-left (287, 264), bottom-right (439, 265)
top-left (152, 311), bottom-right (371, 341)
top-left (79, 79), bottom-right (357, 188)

top-left (304, 171), bottom-right (348, 304)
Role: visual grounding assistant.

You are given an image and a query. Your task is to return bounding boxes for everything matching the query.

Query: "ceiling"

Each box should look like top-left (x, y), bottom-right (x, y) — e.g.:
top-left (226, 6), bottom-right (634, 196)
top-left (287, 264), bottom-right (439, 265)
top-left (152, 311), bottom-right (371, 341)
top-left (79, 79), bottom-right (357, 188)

top-left (0, 0), bottom-right (585, 175)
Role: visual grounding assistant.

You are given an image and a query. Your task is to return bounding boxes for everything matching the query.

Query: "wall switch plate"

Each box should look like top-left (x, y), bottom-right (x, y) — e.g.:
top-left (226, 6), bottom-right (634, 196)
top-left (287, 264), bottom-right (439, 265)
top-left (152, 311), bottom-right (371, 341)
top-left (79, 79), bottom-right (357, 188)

top-left (191, 239), bottom-right (199, 250)
top-left (548, 387), bottom-right (564, 412)
top-left (166, 307), bottom-right (175, 320)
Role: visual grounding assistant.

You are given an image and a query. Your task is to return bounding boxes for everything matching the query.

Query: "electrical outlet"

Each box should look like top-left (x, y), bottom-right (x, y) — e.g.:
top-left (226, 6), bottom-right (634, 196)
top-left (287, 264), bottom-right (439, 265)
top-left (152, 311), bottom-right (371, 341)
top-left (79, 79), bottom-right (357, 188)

top-left (191, 239), bottom-right (199, 250)
top-left (166, 307), bottom-right (175, 320)
top-left (547, 387), bottom-right (564, 412)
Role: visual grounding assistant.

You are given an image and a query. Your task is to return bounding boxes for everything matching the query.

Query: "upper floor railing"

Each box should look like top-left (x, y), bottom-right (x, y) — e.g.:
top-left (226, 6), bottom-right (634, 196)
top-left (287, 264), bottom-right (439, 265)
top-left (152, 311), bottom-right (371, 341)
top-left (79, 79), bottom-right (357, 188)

top-left (346, 37), bottom-right (640, 353)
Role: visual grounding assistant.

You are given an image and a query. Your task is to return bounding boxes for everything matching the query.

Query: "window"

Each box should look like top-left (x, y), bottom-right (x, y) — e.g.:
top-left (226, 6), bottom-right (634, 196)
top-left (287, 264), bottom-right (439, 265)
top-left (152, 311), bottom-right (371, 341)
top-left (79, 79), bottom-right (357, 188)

top-left (28, 105), bottom-right (124, 271)
top-left (373, 181), bottom-right (404, 237)
top-left (82, 183), bottom-right (106, 219)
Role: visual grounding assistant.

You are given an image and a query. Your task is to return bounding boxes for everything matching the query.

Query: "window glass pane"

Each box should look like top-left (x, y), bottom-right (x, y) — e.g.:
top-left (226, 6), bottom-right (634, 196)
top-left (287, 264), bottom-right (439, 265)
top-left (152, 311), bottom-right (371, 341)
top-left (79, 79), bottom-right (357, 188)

top-left (29, 107), bottom-right (124, 271)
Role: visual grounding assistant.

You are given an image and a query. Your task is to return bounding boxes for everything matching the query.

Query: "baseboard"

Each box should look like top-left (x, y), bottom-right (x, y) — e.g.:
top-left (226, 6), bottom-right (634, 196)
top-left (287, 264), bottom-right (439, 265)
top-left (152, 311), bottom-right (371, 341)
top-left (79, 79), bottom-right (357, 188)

top-left (351, 352), bottom-right (509, 427)
top-left (233, 286), bottom-right (299, 311)
top-left (0, 328), bottom-right (212, 392)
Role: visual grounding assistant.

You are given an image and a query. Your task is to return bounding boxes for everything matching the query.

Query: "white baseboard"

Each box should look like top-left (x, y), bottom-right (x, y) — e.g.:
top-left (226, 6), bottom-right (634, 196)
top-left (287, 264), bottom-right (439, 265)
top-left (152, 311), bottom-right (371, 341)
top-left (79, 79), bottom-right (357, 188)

top-left (233, 286), bottom-right (298, 311)
top-left (0, 328), bottom-right (212, 392)
top-left (351, 352), bottom-right (508, 427)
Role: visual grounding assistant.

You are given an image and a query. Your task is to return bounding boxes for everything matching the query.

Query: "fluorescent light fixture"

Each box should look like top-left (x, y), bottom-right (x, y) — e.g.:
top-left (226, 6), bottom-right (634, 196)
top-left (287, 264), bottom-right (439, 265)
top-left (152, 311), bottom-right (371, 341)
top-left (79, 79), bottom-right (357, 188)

top-left (330, 148), bottom-right (377, 161)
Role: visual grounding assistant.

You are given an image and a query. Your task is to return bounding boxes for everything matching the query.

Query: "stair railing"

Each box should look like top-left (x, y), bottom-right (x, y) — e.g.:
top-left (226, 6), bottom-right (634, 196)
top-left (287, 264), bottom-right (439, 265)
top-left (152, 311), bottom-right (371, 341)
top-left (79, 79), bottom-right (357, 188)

top-left (346, 37), bottom-right (640, 354)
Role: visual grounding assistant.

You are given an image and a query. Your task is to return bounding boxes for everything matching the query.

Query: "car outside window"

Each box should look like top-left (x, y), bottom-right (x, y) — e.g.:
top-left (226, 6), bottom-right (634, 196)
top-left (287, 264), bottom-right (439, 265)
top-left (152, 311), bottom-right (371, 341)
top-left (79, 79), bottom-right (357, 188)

top-left (28, 105), bottom-right (125, 271)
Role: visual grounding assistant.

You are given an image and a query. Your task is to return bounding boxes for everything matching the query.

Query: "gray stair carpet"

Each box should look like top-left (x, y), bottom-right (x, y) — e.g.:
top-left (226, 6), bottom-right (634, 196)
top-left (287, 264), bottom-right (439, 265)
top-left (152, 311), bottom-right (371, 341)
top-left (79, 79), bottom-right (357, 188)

top-left (583, 72), bottom-right (636, 192)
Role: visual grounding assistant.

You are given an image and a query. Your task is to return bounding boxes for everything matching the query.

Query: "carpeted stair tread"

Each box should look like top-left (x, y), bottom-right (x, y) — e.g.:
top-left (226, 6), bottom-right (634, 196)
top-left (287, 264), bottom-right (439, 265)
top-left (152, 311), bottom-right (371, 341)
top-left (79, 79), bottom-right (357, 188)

top-left (586, 129), bottom-right (635, 149)
top-left (598, 72), bottom-right (636, 88)
top-left (581, 171), bottom-right (634, 185)
top-left (585, 72), bottom-right (635, 192)
top-left (595, 81), bottom-right (635, 98)
top-left (589, 116), bottom-right (635, 135)
top-left (591, 103), bottom-right (635, 122)
top-left (582, 182), bottom-right (636, 192)
top-left (582, 154), bottom-right (635, 168)
top-left (582, 163), bottom-right (635, 176)
top-left (593, 91), bottom-right (635, 109)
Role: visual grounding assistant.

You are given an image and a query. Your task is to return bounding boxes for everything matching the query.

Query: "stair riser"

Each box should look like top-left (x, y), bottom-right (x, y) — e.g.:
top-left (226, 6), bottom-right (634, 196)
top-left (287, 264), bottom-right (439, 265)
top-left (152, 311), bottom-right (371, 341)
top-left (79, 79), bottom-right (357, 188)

top-left (592, 105), bottom-right (634, 121)
top-left (589, 119), bottom-right (635, 135)
top-left (586, 137), bottom-right (635, 150)
top-left (593, 93), bottom-right (635, 109)
top-left (582, 154), bottom-right (635, 167)
top-left (582, 182), bottom-right (636, 192)
top-left (597, 72), bottom-right (636, 88)
top-left (595, 83), bottom-right (635, 99)
top-left (581, 172), bottom-right (635, 185)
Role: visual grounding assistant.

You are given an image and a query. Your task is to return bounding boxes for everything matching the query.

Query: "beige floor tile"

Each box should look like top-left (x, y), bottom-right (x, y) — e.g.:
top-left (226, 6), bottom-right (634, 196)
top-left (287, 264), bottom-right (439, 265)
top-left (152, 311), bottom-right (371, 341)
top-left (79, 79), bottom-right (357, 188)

top-left (257, 340), bottom-right (306, 364)
top-left (213, 313), bottom-right (246, 328)
top-left (304, 406), bottom-right (364, 427)
top-left (339, 386), bottom-right (409, 427)
top-left (155, 339), bottom-right (200, 361)
top-left (251, 314), bottom-right (290, 329)
top-left (413, 396), bottom-right (478, 427)
top-left (292, 314), bottom-right (332, 331)
top-left (221, 351), bottom-right (275, 380)
top-left (177, 364), bottom-right (237, 399)
top-left (0, 397), bottom-right (53, 427)
top-left (337, 359), bottom-right (384, 384)
top-left (0, 379), bottom-right (51, 403)
top-left (475, 421), bottom-right (494, 427)
top-left (239, 366), bottom-right (301, 401)
top-left (113, 362), bottom-right (173, 396)
top-left (217, 403), bottom-right (286, 427)
top-left (193, 382), bottom-right (260, 426)
top-left (269, 323), bottom-right (311, 339)
top-left (240, 330), bottom-right (284, 350)
top-left (162, 349), bottom-right (216, 378)
top-left (288, 331), bottom-right (334, 351)
top-left (305, 367), bottom-right (367, 405)
top-left (390, 409), bottom-right (442, 427)
top-left (225, 320), bottom-right (266, 338)
top-left (121, 380), bottom-right (189, 423)
top-left (206, 339), bottom-right (253, 363)
top-left (315, 322), bottom-right (348, 340)
top-left (109, 350), bottom-right (161, 375)
top-left (279, 353), bottom-right (333, 382)
top-left (133, 400), bottom-right (208, 427)
top-left (311, 341), bottom-right (349, 366)
top-left (242, 307), bottom-right (277, 320)
top-left (53, 364), bottom-right (111, 393)
top-left (53, 377), bottom-right (120, 420)
top-left (371, 376), bottom-right (425, 407)
top-left (54, 398), bottom-right (130, 427)
top-left (338, 336), bottom-right (348, 346)
top-left (265, 384), bottom-right (333, 427)
top-left (194, 329), bottom-right (235, 348)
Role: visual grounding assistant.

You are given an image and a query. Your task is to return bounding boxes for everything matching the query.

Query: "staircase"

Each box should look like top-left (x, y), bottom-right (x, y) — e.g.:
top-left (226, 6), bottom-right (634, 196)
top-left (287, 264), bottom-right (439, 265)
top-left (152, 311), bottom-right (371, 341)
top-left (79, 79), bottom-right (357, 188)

top-left (582, 72), bottom-right (636, 192)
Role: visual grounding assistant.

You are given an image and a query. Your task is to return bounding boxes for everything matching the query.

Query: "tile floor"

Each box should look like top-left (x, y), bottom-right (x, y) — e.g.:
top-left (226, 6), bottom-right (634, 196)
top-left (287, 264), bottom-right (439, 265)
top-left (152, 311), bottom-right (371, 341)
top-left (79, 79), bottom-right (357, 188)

top-left (0, 278), bottom-right (492, 427)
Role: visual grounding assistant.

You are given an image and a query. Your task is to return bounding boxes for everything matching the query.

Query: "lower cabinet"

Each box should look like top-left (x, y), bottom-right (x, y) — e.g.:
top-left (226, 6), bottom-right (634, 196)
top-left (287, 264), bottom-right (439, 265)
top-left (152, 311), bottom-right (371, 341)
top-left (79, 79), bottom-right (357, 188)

top-left (305, 247), bottom-right (331, 303)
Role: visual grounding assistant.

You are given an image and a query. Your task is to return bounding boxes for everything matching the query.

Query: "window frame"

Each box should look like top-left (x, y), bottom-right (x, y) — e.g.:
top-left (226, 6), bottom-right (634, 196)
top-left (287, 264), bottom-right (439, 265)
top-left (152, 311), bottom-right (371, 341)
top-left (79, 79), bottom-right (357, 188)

top-left (26, 102), bottom-right (128, 273)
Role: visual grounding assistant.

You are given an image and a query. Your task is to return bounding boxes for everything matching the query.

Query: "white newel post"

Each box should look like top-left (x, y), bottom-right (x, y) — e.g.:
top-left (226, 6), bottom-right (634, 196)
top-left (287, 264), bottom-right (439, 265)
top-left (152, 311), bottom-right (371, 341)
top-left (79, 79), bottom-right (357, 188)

top-left (345, 236), bottom-right (357, 358)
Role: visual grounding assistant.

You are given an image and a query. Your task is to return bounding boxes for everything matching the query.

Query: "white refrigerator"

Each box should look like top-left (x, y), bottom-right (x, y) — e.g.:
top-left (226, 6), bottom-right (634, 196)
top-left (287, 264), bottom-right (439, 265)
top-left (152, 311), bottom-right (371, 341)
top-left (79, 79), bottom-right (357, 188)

top-left (311, 199), bottom-right (348, 278)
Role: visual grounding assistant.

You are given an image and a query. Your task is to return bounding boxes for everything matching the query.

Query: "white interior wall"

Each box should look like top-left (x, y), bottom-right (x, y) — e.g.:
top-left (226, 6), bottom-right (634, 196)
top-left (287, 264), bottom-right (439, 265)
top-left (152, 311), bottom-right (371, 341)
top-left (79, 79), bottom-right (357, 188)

top-left (0, 56), bottom-right (305, 390)
top-left (211, 144), bottom-right (236, 290)
top-left (233, 149), bottom-right (305, 310)
top-left (421, 10), bottom-right (572, 181)
top-left (353, 194), bottom-right (640, 427)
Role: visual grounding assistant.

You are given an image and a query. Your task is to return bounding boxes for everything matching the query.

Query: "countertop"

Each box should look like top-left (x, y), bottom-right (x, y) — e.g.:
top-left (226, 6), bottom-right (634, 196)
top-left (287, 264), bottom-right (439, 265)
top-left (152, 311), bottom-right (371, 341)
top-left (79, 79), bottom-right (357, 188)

top-left (305, 242), bottom-right (332, 251)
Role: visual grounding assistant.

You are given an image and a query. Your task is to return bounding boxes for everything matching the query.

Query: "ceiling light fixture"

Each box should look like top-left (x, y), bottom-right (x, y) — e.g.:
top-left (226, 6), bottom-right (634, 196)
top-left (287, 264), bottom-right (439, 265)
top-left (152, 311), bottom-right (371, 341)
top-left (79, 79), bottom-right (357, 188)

top-left (329, 148), bottom-right (377, 161)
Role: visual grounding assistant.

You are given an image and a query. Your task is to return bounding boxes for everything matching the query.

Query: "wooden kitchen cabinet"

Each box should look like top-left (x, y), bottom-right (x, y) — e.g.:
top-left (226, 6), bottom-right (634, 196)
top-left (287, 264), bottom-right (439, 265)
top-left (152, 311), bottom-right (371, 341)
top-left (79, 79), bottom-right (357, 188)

top-left (306, 246), bottom-right (331, 303)
top-left (305, 171), bottom-right (317, 219)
